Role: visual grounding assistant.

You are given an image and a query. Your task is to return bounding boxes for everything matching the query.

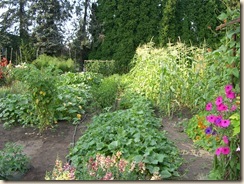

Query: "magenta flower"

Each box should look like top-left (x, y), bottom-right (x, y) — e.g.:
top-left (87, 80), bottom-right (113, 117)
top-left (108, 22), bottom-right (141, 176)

top-left (215, 147), bottom-right (222, 156)
top-left (215, 96), bottom-right (223, 106)
top-left (231, 105), bottom-right (237, 111)
top-left (222, 136), bottom-right (229, 144)
top-left (221, 147), bottom-right (230, 155)
top-left (206, 115), bottom-right (216, 123)
top-left (217, 103), bottom-right (228, 112)
top-left (221, 119), bottom-right (230, 128)
top-left (225, 84), bottom-right (233, 93)
top-left (205, 102), bottom-right (212, 111)
top-left (226, 91), bottom-right (236, 99)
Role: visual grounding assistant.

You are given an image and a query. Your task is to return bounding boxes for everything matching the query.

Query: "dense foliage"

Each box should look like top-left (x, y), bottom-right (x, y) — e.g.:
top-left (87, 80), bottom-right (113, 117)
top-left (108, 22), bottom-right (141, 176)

top-left (68, 95), bottom-right (183, 179)
top-left (0, 142), bottom-right (30, 180)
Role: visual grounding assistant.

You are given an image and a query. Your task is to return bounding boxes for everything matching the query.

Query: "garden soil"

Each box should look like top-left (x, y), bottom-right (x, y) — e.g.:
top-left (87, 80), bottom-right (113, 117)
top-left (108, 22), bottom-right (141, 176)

top-left (0, 112), bottom-right (213, 181)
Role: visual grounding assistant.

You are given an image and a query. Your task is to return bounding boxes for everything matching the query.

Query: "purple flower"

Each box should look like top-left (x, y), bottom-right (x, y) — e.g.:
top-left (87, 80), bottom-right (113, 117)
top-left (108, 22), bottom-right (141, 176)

top-left (212, 130), bottom-right (217, 135)
top-left (214, 117), bottom-right (222, 126)
top-left (205, 127), bottom-right (212, 134)
top-left (215, 96), bottom-right (223, 106)
top-left (225, 84), bottom-right (233, 93)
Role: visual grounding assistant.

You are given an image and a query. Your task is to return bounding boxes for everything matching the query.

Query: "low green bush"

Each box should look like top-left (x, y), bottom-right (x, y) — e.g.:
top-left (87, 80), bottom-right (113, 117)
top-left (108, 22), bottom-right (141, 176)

top-left (0, 142), bottom-right (30, 180)
top-left (68, 97), bottom-right (182, 179)
top-left (32, 54), bottom-right (75, 72)
top-left (0, 94), bottom-right (37, 129)
top-left (84, 60), bottom-right (115, 76)
top-left (90, 74), bottom-right (120, 111)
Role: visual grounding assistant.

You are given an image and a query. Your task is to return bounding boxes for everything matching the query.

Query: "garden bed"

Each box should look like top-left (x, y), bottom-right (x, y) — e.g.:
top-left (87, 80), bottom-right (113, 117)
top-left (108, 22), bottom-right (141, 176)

top-left (0, 112), bottom-right (213, 180)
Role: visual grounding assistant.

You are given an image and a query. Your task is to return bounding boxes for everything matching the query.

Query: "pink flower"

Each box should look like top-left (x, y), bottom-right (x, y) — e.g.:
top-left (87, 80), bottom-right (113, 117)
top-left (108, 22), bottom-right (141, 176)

top-left (217, 103), bottom-right (228, 112)
top-left (221, 147), bottom-right (230, 155)
top-left (215, 147), bottom-right (222, 156)
top-left (225, 84), bottom-right (233, 93)
top-left (205, 102), bottom-right (212, 111)
top-left (221, 119), bottom-right (230, 128)
top-left (231, 105), bottom-right (237, 111)
top-left (226, 91), bottom-right (236, 99)
top-left (215, 96), bottom-right (223, 106)
top-left (206, 115), bottom-right (216, 123)
top-left (222, 136), bottom-right (229, 144)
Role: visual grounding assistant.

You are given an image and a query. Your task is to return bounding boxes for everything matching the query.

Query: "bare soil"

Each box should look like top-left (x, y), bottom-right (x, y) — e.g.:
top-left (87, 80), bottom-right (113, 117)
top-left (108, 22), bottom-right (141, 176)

top-left (0, 112), bottom-right (213, 181)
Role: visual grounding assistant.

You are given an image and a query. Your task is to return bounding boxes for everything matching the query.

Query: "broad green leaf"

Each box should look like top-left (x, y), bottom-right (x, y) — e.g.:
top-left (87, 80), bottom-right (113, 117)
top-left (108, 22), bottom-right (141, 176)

top-left (108, 141), bottom-right (119, 150)
top-left (161, 170), bottom-right (172, 178)
top-left (133, 155), bottom-right (143, 163)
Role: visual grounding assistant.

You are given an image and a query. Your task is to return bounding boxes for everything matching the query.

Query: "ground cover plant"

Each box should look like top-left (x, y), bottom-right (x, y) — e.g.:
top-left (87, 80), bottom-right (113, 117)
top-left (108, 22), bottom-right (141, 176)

top-left (68, 95), bottom-right (183, 180)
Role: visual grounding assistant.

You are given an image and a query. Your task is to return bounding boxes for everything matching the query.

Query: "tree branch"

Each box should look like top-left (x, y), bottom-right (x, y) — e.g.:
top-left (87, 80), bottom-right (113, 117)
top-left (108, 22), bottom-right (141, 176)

top-left (216, 17), bottom-right (240, 31)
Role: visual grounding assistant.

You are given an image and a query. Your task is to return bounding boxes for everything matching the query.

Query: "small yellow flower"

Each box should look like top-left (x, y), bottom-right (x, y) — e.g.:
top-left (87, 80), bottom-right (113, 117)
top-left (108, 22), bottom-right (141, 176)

top-left (77, 114), bottom-right (82, 119)
top-left (40, 91), bottom-right (43, 95)
top-left (36, 99), bottom-right (39, 104)
top-left (79, 106), bottom-right (82, 109)
top-left (195, 136), bottom-right (200, 140)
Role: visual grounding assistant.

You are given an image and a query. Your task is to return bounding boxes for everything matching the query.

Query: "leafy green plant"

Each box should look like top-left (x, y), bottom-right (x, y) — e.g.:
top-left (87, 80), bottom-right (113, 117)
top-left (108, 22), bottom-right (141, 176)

top-left (12, 64), bottom-right (60, 132)
top-left (185, 111), bottom-right (221, 152)
top-left (68, 97), bottom-right (182, 179)
top-left (55, 83), bottom-right (90, 123)
top-left (84, 60), bottom-right (115, 76)
top-left (0, 94), bottom-right (37, 129)
top-left (90, 74), bottom-right (120, 111)
top-left (0, 142), bottom-right (30, 180)
top-left (32, 54), bottom-right (75, 72)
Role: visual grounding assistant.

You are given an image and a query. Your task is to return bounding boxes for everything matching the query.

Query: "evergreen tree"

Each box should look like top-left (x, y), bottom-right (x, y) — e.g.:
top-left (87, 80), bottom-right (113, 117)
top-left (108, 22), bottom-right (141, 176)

top-left (89, 0), bottom-right (162, 73)
top-left (159, 0), bottom-right (177, 46)
top-left (30, 0), bottom-right (72, 56)
top-left (0, 0), bottom-right (29, 39)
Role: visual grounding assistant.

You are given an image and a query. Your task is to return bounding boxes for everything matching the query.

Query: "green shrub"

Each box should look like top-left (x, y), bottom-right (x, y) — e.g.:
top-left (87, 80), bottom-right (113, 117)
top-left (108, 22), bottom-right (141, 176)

top-left (84, 60), bottom-right (115, 76)
top-left (32, 54), bottom-right (75, 72)
top-left (12, 64), bottom-right (60, 132)
top-left (57, 72), bottom-right (103, 87)
top-left (68, 97), bottom-right (182, 179)
top-left (91, 74), bottom-right (120, 111)
top-left (0, 94), bottom-right (37, 129)
top-left (55, 83), bottom-right (91, 123)
top-left (0, 142), bottom-right (30, 180)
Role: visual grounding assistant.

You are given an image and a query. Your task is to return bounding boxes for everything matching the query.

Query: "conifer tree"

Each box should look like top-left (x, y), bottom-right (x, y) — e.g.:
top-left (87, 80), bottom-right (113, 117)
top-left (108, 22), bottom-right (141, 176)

top-left (30, 0), bottom-right (72, 56)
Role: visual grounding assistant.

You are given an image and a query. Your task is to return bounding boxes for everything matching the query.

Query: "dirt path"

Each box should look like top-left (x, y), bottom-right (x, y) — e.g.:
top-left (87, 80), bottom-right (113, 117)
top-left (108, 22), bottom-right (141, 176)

top-left (0, 116), bottom-right (91, 180)
top-left (161, 115), bottom-right (213, 180)
top-left (0, 113), bottom-right (213, 180)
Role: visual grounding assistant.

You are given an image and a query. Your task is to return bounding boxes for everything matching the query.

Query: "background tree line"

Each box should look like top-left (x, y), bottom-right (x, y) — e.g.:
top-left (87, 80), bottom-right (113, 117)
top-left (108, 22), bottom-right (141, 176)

top-left (0, 0), bottom-right (239, 73)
